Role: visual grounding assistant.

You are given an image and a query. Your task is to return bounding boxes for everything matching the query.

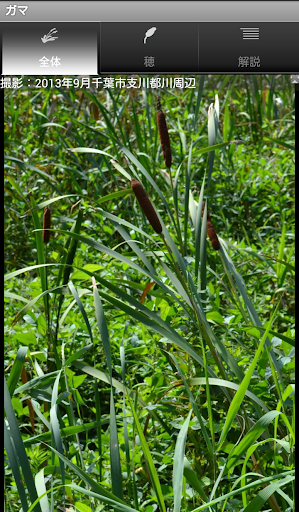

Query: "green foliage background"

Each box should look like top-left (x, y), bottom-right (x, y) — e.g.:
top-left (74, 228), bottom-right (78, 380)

top-left (4, 74), bottom-right (295, 512)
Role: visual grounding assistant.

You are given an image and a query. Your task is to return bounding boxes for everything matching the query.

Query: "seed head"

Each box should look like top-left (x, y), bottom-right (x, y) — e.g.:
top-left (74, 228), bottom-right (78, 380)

top-left (201, 202), bottom-right (220, 250)
top-left (131, 179), bottom-right (162, 234)
top-left (206, 220), bottom-right (220, 250)
top-left (157, 104), bottom-right (172, 169)
top-left (43, 206), bottom-right (51, 244)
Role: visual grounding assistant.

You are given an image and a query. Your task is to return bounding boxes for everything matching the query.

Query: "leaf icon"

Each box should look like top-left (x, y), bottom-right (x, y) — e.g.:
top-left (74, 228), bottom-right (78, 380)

top-left (144, 26), bottom-right (157, 44)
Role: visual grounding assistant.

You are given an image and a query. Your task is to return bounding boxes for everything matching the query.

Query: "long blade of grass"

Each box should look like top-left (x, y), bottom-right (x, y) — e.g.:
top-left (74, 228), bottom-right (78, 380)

top-left (35, 468), bottom-right (50, 512)
top-left (71, 361), bottom-right (172, 435)
top-left (12, 284), bottom-right (66, 325)
top-left (14, 370), bottom-right (59, 396)
top-left (184, 144), bottom-right (193, 254)
top-left (44, 444), bottom-right (126, 504)
top-left (68, 281), bottom-right (93, 343)
top-left (190, 471), bottom-right (294, 512)
top-left (194, 175), bottom-right (206, 280)
top-left (30, 195), bottom-right (46, 295)
top-left (23, 419), bottom-right (104, 447)
top-left (220, 241), bottom-right (282, 377)
top-left (28, 482), bottom-right (139, 512)
top-left (4, 377), bottom-right (41, 511)
top-left (200, 200), bottom-right (208, 298)
top-left (55, 209), bottom-right (84, 290)
top-left (4, 419), bottom-right (28, 511)
top-left (50, 370), bottom-right (65, 488)
top-left (109, 389), bottom-right (124, 499)
top-left (188, 377), bottom-right (268, 411)
top-left (226, 410), bottom-right (281, 472)
top-left (5, 156), bottom-right (63, 195)
top-left (68, 280), bottom-right (103, 478)
top-left (7, 346), bottom-right (28, 396)
top-left (183, 457), bottom-right (208, 502)
top-left (114, 224), bottom-right (157, 275)
top-left (207, 103), bottom-right (216, 189)
top-left (120, 342), bottom-right (131, 495)
top-left (129, 396), bottom-right (166, 512)
top-left (173, 410), bottom-right (192, 512)
top-left (217, 299), bottom-right (281, 452)
top-left (92, 277), bottom-right (123, 500)
top-left (263, 136), bottom-right (295, 151)
top-left (240, 437), bottom-right (291, 508)
top-left (170, 353), bottom-right (213, 456)
top-left (274, 384), bottom-right (295, 446)
top-left (243, 475), bottom-right (295, 512)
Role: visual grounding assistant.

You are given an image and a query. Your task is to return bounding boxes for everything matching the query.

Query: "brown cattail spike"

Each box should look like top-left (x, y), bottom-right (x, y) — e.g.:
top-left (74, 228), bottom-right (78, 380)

top-left (157, 104), bottom-right (172, 169)
top-left (131, 179), bottom-right (162, 234)
top-left (206, 220), bottom-right (220, 250)
top-left (201, 202), bottom-right (220, 250)
top-left (43, 206), bottom-right (51, 244)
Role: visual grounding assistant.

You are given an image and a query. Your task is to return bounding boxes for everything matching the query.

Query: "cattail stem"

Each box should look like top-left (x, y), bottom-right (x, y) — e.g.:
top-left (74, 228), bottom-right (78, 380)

top-left (44, 245), bottom-right (52, 371)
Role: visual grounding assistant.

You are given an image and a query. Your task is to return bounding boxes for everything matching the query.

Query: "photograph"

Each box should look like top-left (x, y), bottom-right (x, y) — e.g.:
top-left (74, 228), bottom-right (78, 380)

top-left (4, 73), bottom-right (295, 512)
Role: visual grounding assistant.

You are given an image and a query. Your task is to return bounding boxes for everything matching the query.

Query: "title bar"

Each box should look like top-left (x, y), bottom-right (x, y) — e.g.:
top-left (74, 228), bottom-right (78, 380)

top-left (1, 1), bottom-right (298, 23)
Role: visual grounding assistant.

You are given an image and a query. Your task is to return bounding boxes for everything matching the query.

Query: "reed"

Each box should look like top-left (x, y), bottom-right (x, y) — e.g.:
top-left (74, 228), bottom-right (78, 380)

top-left (42, 206), bottom-right (51, 244)
top-left (131, 179), bottom-right (162, 234)
top-left (157, 99), bottom-right (172, 169)
top-left (202, 202), bottom-right (220, 250)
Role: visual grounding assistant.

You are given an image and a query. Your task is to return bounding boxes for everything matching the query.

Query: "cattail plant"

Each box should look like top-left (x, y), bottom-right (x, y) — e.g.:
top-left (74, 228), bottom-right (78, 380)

top-left (157, 99), bottom-right (172, 169)
top-left (131, 179), bottom-right (162, 234)
top-left (202, 202), bottom-right (220, 250)
top-left (43, 206), bottom-right (51, 243)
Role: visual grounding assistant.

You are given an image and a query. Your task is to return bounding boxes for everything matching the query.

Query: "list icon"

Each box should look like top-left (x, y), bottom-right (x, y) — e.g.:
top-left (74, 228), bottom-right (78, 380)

top-left (240, 27), bottom-right (259, 40)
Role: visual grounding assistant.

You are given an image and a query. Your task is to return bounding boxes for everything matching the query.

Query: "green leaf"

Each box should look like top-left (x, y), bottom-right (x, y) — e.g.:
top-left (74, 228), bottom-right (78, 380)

top-left (71, 361), bottom-right (172, 435)
top-left (243, 475), bottom-right (295, 512)
top-left (170, 353), bottom-right (213, 456)
top-left (183, 458), bottom-right (208, 502)
top-left (190, 471), bottom-right (294, 511)
top-left (188, 378), bottom-right (268, 411)
top-left (173, 411), bottom-right (192, 512)
top-left (23, 420), bottom-right (105, 447)
top-left (4, 377), bottom-right (41, 511)
top-left (50, 371), bottom-right (65, 487)
top-left (226, 410), bottom-right (281, 472)
top-left (92, 277), bottom-right (123, 500)
top-left (30, 195), bottom-right (46, 297)
top-left (217, 299), bottom-right (281, 452)
top-left (35, 468), bottom-right (50, 512)
top-left (64, 344), bottom-right (93, 367)
top-left (206, 311), bottom-right (224, 325)
top-left (4, 420), bottom-right (28, 511)
top-left (38, 445), bottom-right (126, 505)
top-left (7, 346), bottom-right (28, 396)
top-left (69, 281), bottom-right (94, 344)
top-left (264, 136), bottom-right (295, 151)
top-left (129, 397), bottom-right (166, 512)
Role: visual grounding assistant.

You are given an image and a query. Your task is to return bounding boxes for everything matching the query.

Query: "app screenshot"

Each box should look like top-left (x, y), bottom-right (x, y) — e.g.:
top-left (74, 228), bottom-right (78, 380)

top-left (3, 2), bottom-right (296, 512)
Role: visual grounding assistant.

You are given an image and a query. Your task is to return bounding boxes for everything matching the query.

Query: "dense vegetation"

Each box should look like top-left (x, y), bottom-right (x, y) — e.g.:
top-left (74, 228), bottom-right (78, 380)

top-left (4, 75), bottom-right (295, 512)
